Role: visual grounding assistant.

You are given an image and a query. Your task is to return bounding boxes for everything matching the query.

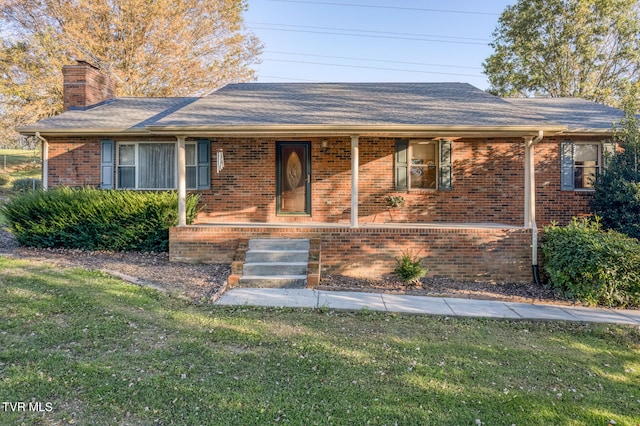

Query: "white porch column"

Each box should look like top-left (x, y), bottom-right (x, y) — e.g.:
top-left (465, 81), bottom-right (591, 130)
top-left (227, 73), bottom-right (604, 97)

top-left (177, 136), bottom-right (187, 227)
top-left (350, 135), bottom-right (359, 228)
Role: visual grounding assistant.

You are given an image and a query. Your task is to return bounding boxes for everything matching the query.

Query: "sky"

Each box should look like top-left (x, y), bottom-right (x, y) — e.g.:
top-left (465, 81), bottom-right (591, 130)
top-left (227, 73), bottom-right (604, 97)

top-left (244, 0), bottom-right (515, 90)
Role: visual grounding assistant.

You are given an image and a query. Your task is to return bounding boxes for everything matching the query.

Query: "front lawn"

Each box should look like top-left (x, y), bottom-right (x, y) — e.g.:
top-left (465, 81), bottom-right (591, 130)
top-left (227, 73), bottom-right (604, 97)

top-left (1, 257), bottom-right (639, 425)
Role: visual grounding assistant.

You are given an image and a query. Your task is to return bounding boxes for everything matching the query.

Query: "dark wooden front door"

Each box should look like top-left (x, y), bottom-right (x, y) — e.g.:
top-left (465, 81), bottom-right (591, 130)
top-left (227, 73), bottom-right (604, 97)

top-left (276, 142), bottom-right (311, 215)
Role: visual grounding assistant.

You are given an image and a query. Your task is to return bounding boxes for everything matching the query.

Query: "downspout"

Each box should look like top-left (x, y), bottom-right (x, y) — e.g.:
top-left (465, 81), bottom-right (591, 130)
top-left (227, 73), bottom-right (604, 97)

top-left (526, 130), bottom-right (543, 285)
top-left (35, 132), bottom-right (48, 190)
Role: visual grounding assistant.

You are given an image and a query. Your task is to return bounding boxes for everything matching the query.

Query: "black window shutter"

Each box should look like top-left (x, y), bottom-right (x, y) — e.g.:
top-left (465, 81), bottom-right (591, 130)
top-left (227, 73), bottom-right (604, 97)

top-left (560, 142), bottom-right (575, 191)
top-left (100, 140), bottom-right (114, 189)
top-left (197, 139), bottom-right (211, 190)
top-left (395, 140), bottom-right (408, 191)
top-left (438, 139), bottom-right (453, 191)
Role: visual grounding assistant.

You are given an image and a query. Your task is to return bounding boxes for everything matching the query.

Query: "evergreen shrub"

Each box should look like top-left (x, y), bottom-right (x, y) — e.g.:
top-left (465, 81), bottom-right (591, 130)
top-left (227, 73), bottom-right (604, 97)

top-left (542, 217), bottom-right (640, 307)
top-left (12, 178), bottom-right (42, 192)
top-left (0, 187), bottom-right (200, 252)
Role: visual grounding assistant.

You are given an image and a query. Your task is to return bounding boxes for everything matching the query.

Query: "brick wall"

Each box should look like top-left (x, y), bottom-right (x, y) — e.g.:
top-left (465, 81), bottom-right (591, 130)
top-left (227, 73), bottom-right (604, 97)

top-left (199, 136), bottom-right (589, 226)
top-left (47, 139), bottom-right (102, 187)
top-left (535, 137), bottom-right (597, 225)
top-left (170, 225), bottom-right (533, 282)
top-left (44, 135), bottom-right (595, 226)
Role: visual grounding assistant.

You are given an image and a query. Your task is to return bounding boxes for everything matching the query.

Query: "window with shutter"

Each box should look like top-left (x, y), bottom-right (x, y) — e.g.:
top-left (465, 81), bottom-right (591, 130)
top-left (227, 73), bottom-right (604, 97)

top-left (395, 139), bottom-right (453, 191)
top-left (100, 140), bottom-right (114, 189)
top-left (114, 140), bottom-right (211, 190)
top-left (438, 139), bottom-right (453, 191)
top-left (561, 141), bottom-right (602, 191)
top-left (394, 140), bottom-right (408, 191)
top-left (197, 139), bottom-right (211, 190)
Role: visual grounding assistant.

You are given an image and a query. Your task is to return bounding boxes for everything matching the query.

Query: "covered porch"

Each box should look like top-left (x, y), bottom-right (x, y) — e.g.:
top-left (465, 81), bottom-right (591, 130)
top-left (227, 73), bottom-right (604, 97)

top-left (168, 129), bottom-right (546, 284)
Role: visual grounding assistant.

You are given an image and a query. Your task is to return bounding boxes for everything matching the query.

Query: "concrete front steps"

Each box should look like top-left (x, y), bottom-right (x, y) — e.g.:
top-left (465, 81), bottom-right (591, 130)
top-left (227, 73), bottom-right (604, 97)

top-left (228, 238), bottom-right (321, 289)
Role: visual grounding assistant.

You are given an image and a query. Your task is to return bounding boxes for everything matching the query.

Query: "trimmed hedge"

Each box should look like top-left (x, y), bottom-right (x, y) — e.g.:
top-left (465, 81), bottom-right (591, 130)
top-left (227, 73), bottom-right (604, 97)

top-left (0, 188), bottom-right (200, 252)
top-left (542, 217), bottom-right (640, 307)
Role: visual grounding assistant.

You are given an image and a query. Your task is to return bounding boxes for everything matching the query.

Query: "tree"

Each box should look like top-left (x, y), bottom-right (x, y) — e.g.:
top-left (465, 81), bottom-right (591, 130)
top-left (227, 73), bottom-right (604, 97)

top-left (591, 102), bottom-right (640, 239)
top-left (483, 0), bottom-right (640, 107)
top-left (0, 0), bottom-right (262, 147)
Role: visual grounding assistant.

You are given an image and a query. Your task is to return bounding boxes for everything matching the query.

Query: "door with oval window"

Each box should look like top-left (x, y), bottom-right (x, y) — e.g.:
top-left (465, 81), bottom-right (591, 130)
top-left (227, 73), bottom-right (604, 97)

top-left (276, 142), bottom-right (311, 215)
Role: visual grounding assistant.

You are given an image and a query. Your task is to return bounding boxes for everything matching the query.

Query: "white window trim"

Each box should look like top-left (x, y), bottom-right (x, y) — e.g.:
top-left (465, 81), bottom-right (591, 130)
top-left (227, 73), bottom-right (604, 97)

top-left (408, 141), bottom-right (439, 191)
top-left (116, 141), bottom-right (197, 190)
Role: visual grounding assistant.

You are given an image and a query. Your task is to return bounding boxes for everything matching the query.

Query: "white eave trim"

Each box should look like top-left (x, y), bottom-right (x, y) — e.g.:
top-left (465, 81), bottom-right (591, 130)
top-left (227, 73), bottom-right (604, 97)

top-left (143, 124), bottom-right (567, 138)
top-left (19, 124), bottom-right (570, 138)
top-left (17, 127), bottom-right (151, 136)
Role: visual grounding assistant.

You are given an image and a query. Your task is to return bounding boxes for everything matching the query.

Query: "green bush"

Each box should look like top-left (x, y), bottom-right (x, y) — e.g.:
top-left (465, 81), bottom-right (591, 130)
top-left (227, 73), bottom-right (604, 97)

top-left (0, 173), bottom-right (10, 186)
top-left (0, 188), bottom-right (200, 252)
top-left (542, 217), bottom-right (640, 307)
top-left (12, 178), bottom-right (42, 192)
top-left (592, 175), bottom-right (640, 240)
top-left (591, 103), bottom-right (640, 240)
top-left (395, 250), bottom-right (427, 284)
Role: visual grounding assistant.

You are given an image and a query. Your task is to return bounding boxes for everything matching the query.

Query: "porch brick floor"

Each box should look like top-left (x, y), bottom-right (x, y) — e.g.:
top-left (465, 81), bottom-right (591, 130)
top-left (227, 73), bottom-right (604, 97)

top-left (190, 221), bottom-right (525, 230)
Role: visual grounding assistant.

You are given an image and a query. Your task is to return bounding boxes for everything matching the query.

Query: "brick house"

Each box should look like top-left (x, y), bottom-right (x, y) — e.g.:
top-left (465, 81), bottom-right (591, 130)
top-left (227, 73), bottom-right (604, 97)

top-left (19, 61), bottom-right (625, 284)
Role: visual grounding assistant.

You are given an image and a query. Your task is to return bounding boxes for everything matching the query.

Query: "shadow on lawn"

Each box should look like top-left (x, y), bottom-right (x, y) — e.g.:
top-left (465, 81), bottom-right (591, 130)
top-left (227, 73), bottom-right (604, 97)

top-left (1, 258), bottom-right (639, 425)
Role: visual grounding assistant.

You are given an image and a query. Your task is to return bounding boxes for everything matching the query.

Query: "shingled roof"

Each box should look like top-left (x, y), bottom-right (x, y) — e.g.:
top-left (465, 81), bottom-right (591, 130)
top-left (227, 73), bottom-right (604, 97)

top-left (504, 97), bottom-right (624, 133)
top-left (149, 82), bottom-right (549, 127)
top-left (18, 82), bottom-right (623, 136)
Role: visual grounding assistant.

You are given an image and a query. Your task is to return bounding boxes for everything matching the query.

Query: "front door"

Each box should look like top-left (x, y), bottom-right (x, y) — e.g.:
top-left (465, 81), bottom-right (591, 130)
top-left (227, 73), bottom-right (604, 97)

top-left (276, 142), bottom-right (311, 215)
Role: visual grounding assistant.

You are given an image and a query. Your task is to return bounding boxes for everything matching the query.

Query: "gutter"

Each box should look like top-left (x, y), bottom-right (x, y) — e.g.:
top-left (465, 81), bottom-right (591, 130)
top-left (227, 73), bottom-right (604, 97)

top-left (526, 130), bottom-right (544, 285)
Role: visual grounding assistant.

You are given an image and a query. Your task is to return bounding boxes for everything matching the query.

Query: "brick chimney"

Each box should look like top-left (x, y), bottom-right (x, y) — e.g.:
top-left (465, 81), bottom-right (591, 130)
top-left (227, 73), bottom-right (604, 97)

top-left (62, 60), bottom-right (116, 111)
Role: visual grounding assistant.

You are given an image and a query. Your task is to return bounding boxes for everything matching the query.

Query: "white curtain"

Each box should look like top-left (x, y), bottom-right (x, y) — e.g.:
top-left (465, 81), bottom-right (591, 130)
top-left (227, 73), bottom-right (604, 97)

top-left (139, 143), bottom-right (175, 189)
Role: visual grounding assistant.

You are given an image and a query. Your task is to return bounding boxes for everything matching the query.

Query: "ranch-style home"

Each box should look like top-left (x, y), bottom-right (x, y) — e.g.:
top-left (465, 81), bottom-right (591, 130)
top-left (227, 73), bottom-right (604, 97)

top-left (18, 61), bottom-right (625, 285)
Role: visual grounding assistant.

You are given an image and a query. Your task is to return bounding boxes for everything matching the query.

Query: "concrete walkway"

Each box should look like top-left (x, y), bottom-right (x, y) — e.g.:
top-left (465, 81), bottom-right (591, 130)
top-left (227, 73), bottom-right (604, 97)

top-left (216, 288), bottom-right (640, 325)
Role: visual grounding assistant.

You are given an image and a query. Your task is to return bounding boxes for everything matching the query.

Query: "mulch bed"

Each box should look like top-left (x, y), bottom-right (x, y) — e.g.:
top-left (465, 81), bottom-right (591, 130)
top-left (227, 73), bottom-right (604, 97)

top-left (318, 274), bottom-right (573, 305)
top-left (0, 224), bottom-right (582, 306)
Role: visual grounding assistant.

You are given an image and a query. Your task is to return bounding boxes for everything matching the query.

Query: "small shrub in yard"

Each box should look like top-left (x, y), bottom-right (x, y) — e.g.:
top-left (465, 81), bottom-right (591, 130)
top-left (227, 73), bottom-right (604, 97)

top-left (0, 173), bottom-right (10, 186)
top-left (542, 217), bottom-right (640, 307)
top-left (0, 187), bottom-right (200, 252)
top-left (395, 250), bottom-right (427, 284)
top-left (12, 177), bottom-right (42, 192)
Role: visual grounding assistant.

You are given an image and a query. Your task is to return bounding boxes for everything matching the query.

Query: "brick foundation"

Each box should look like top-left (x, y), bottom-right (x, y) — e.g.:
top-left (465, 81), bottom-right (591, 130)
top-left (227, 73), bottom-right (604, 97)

top-left (170, 225), bottom-right (533, 283)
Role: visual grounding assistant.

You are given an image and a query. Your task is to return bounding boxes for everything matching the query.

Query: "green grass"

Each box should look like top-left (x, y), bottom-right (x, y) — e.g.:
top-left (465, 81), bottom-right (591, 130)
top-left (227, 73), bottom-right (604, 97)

top-left (1, 257), bottom-right (639, 425)
top-left (0, 149), bottom-right (40, 169)
top-left (0, 149), bottom-right (41, 192)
